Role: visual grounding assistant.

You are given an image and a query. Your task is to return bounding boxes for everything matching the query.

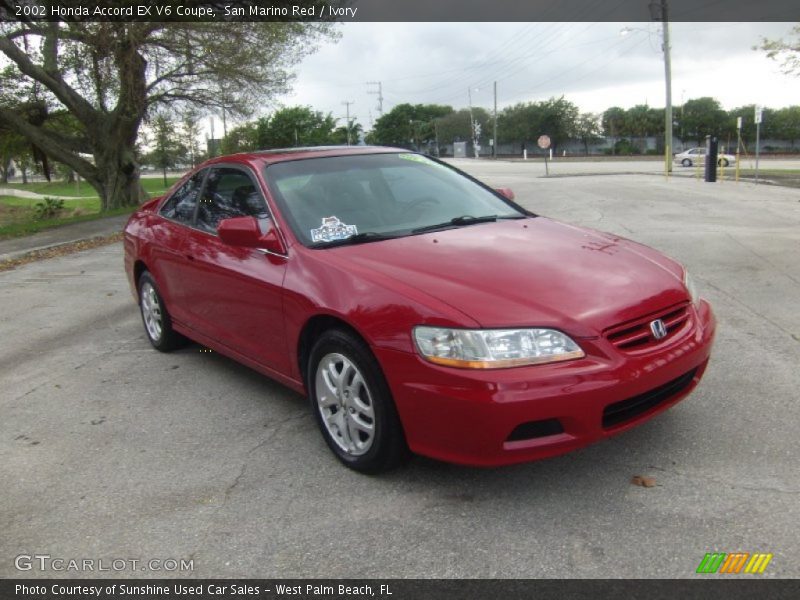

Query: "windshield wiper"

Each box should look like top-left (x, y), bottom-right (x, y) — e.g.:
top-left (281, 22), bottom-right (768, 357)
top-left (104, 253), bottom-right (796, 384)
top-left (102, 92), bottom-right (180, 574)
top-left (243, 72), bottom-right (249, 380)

top-left (411, 214), bottom-right (524, 234)
top-left (309, 231), bottom-right (395, 249)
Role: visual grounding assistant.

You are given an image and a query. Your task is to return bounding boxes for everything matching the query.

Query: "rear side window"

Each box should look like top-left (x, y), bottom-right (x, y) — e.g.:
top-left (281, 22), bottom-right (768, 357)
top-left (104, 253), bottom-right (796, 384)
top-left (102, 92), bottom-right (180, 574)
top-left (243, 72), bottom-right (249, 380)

top-left (196, 167), bottom-right (269, 233)
top-left (160, 171), bottom-right (205, 223)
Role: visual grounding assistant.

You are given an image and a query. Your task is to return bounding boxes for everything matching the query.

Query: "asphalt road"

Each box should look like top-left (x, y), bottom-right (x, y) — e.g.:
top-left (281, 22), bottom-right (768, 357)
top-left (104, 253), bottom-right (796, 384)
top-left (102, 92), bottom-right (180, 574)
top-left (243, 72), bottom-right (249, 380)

top-left (1, 165), bottom-right (799, 579)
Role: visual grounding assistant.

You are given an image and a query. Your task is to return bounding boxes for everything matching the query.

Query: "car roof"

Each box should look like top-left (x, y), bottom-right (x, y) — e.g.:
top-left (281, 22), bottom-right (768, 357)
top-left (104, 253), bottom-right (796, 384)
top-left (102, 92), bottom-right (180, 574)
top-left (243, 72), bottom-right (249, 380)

top-left (204, 145), bottom-right (408, 167)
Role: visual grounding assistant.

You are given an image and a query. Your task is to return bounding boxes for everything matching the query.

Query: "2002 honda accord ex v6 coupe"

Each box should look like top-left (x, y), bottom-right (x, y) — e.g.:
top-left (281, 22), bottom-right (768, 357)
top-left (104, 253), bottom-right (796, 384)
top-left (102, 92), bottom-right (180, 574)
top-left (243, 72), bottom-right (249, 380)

top-left (124, 146), bottom-right (716, 473)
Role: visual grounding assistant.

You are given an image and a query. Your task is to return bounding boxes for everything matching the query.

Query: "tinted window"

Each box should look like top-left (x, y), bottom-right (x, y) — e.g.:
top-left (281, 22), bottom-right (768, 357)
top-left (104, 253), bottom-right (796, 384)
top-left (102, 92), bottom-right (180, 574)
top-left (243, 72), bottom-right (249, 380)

top-left (160, 171), bottom-right (204, 223)
top-left (196, 167), bottom-right (269, 233)
top-left (265, 153), bottom-right (524, 246)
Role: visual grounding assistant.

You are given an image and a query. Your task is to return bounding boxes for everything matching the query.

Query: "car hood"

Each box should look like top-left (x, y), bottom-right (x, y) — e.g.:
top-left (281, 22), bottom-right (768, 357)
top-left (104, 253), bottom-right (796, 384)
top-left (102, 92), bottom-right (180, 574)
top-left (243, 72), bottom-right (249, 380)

top-left (314, 218), bottom-right (687, 336)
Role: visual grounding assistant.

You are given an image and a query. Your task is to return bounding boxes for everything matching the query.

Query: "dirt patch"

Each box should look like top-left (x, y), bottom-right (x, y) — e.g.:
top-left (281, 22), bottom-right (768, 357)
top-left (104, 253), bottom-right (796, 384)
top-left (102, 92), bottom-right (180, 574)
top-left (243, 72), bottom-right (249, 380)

top-left (0, 203), bottom-right (33, 226)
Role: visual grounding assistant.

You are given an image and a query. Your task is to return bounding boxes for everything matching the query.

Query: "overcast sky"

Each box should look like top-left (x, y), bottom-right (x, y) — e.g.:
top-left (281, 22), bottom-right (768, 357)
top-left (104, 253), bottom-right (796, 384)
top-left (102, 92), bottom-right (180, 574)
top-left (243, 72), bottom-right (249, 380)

top-left (217, 22), bottom-right (800, 132)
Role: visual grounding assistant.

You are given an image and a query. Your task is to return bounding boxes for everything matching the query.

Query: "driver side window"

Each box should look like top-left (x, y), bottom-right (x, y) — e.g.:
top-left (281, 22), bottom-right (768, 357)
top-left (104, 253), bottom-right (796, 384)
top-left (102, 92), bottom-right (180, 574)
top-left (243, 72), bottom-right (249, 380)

top-left (196, 167), bottom-right (269, 233)
top-left (160, 171), bottom-right (205, 224)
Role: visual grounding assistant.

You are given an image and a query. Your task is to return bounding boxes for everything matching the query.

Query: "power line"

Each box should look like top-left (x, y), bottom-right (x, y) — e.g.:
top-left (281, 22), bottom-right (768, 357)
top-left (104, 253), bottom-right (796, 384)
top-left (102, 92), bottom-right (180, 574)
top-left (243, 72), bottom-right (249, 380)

top-left (366, 81), bottom-right (383, 117)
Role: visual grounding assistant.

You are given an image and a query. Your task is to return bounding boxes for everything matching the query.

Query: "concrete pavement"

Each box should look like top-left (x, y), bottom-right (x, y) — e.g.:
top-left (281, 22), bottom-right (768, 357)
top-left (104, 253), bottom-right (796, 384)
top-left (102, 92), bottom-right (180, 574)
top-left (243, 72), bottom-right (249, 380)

top-left (1, 166), bottom-right (799, 578)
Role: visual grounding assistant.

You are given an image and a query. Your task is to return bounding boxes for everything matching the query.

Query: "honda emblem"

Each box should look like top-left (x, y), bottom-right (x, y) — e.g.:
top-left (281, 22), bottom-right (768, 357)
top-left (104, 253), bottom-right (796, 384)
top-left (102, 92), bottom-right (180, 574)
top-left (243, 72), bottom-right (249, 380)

top-left (650, 319), bottom-right (667, 340)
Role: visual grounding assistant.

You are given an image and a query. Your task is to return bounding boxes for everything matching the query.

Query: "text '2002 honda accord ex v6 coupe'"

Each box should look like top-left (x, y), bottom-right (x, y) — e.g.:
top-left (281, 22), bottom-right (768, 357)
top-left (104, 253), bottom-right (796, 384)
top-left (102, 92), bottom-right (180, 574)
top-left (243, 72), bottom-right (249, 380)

top-left (124, 146), bottom-right (716, 473)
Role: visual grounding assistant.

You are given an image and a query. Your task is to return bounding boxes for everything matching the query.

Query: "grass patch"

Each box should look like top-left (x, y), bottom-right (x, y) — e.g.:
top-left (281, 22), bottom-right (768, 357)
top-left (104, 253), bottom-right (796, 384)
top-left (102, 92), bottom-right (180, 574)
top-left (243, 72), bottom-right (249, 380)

top-left (0, 195), bottom-right (101, 212)
top-left (1, 176), bottom-right (180, 198)
top-left (0, 177), bottom-right (179, 240)
top-left (0, 204), bottom-right (136, 240)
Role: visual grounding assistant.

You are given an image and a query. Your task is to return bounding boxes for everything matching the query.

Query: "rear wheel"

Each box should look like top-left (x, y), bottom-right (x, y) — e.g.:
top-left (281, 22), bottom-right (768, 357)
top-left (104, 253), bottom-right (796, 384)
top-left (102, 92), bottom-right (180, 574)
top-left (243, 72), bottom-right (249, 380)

top-left (308, 329), bottom-right (409, 473)
top-left (138, 271), bottom-right (187, 352)
top-left (718, 158), bottom-right (729, 167)
top-left (681, 158), bottom-right (692, 167)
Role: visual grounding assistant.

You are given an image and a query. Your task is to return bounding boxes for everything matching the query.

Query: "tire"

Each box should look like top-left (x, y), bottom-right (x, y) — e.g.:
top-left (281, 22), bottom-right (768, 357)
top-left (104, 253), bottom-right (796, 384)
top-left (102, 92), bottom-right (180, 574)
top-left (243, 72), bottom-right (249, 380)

top-left (308, 329), bottom-right (409, 473)
top-left (681, 158), bottom-right (692, 167)
top-left (719, 158), bottom-right (729, 167)
top-left (138, 271), bottom-right (187, 352)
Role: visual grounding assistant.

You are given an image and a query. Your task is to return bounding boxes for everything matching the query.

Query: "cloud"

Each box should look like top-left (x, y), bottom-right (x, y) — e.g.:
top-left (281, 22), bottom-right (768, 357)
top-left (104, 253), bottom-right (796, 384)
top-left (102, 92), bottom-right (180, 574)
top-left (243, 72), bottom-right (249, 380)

top-left (264, 22), bottom-right (800, 128)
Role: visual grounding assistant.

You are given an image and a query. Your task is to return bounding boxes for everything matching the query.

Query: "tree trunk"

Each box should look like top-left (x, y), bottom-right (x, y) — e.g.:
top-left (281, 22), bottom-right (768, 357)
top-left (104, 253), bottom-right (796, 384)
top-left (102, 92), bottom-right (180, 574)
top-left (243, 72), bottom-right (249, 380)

top-left (21, 166), bottom-right (28, 184)
top-left (92, 145), bottom-right (146, 210)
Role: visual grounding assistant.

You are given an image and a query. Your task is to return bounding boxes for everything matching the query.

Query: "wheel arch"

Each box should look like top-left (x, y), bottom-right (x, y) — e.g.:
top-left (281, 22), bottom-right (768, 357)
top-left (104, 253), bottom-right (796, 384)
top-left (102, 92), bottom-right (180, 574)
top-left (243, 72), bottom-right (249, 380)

top-left (297, 314), bottom-right (373, 387)
top-left (133, 259), bottom-right (149, 291)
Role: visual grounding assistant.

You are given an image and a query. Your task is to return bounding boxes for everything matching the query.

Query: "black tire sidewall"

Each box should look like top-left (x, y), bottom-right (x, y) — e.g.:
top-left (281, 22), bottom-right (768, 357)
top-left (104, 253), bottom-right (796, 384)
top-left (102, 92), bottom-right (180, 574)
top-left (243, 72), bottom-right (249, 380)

top-left (138, 271), bottom-right (181, 352)
top-left (307, 329), bottom-right (407, 473)
top-left (682, 159), bottom-right (692, 167)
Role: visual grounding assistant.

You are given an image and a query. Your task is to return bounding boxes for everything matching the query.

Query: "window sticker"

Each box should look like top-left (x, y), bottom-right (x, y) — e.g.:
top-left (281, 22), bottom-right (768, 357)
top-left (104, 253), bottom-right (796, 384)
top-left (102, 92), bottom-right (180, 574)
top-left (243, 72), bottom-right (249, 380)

top-left (310, 216), bottom-right (358, 243)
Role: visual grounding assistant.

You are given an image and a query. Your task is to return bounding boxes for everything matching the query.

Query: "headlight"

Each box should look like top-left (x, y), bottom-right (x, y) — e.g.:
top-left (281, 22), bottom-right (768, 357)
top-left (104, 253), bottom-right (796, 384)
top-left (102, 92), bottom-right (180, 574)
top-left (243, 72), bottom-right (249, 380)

top-left (683, 269), bottom-right (699, 304)
top-left (413, 326), bottom-right (585, 369)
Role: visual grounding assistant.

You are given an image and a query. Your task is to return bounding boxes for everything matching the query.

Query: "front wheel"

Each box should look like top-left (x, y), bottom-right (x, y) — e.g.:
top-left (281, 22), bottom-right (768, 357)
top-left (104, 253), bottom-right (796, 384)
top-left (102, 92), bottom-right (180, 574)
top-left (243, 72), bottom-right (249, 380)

top-left (138, 271), bottom-right (187, 352)
top-left (718, 158), bottom-right (730, 167)
top-left (681, 158), bottom-right (692, 167)
top-left (308, 329), bottom-right (409, 473)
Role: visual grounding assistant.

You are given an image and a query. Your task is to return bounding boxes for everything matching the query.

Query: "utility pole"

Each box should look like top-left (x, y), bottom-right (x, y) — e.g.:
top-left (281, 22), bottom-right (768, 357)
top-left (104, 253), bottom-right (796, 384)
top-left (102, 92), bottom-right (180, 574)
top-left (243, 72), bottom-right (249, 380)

top-left (493, 81), bottom-right (498, 159)
top-left (468, 87), bottom-right (478, 158)
top-left (366, 81), bottom-right (383, 117)
top-left (650, 0), bottom-right (673, 176)
top-left (342, 100), bottom-right (355, 146)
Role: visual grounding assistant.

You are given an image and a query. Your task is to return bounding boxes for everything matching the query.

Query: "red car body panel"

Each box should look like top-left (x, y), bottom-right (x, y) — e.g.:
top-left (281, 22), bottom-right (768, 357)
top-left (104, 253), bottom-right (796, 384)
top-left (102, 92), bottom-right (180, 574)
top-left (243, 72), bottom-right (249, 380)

top-left (124, 147), bottom-right (716, 467)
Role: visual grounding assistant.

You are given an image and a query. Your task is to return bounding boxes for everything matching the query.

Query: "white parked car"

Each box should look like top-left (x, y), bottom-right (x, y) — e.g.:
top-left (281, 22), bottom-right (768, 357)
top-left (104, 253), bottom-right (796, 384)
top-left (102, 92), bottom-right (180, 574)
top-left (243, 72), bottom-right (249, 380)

top-left (674, 147), bottom-right (736, 167)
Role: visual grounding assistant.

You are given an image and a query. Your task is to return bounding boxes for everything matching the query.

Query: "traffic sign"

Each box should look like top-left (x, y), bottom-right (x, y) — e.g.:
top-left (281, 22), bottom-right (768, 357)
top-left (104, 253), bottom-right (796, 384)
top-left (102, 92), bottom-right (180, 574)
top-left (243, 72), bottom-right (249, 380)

top-left (755, 106), bottom-right (763, 124)
top-left (537, 135), bottom-right (551, 149)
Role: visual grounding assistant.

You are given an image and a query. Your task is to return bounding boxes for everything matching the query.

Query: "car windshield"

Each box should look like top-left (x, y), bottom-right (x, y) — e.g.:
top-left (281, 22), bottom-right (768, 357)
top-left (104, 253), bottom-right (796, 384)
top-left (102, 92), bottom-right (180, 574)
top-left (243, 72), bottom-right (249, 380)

top-left (264, 152), bottom-right (526, 247)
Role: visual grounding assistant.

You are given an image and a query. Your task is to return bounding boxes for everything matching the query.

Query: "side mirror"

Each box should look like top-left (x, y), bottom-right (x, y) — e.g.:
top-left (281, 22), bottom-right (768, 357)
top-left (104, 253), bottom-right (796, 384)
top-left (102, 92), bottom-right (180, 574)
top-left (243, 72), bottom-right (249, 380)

top-left (495, 187), bottom-right (515, 201)
top-left (217, 216), bottom-right (286, 255)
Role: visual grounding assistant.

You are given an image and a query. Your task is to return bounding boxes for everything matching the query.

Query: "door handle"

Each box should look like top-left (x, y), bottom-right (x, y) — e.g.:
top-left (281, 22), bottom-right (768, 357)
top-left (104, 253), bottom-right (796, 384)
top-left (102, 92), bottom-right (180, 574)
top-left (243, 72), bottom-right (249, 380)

top-left (186, 255), bottom-right (195, 261)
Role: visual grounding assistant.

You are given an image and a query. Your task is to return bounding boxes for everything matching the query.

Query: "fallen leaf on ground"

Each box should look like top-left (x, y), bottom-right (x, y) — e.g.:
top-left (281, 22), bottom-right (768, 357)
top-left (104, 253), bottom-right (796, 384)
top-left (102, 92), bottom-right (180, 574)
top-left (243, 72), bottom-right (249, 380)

top-left (631, 475), bottom-right (657, 488)
top-left (0, 233), bottom-right (123, 272)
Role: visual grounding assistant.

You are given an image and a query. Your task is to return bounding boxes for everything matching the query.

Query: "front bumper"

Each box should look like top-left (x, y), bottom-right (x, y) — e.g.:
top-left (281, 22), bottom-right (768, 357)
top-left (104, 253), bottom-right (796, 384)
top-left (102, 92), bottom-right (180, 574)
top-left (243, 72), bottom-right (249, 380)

top-left (376, 300), bottom-right (716, 467)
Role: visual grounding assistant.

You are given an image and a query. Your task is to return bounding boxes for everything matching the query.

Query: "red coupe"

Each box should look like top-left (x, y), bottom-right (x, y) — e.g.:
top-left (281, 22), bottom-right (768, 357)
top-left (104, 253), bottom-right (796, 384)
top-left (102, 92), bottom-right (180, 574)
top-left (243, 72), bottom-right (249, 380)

top-left (124, 147), bottom-right (716, 472)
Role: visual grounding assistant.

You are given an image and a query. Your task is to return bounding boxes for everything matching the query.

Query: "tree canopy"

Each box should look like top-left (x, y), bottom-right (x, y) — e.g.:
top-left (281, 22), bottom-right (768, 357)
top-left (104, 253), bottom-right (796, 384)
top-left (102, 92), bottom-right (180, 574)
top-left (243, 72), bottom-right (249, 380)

top-left (759, 24), bottom-right (800, 77)
top-left (0, 20), bottom-right (335, 209)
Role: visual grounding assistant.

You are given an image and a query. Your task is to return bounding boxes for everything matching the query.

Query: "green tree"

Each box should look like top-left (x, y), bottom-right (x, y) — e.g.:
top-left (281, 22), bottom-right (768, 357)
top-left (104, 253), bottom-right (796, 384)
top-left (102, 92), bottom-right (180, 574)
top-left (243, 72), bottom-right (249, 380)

top-left (679, 97), bottom-right (728, 144)
top-left (601, 106), bottom-right (626, 154)
top-left (624, 105), bottom-right (663, 152)
top-left (538, 97), bottom-right (579, 153)
top-left (182, 108), bottom-right (204, 169)
top-left (499, 97), bottom-right (579, 153)
top-left (758, 24), bottom-right (800, 77)
top-left (366, 103), bottom-right (453, 148)
top-left (771, 106), bottom-right (800, 149)
top-left (0, 125), bottom-right (29, 183)
top-left (221, 122), bottom-right (259, 154)
top-left (143, 113), bottom-right (186, 187)
top-left (435, 108), bottom-right (490, 147)
top-left (330, 120), bottom-right (363, 145)
top-left (0, 21), bottom-right (334, 210)
top-left (257, 106), bottom-right (338, 148)
top-left (574, 112), bottom-right (602, 155)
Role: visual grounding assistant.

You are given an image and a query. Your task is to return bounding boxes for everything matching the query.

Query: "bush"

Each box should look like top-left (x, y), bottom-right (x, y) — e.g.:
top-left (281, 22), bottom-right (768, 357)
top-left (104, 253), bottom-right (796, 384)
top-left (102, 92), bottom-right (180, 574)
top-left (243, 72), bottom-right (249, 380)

top-left (614, 139), bottom-right (641, 155)
top-left (33, 197), bottom-right (65, 220)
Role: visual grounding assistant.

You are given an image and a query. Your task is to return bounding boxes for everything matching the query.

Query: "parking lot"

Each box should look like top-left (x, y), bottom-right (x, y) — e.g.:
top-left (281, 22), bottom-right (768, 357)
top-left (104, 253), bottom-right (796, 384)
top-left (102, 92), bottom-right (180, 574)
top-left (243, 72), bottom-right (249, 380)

top-left (1, 161), bottom-right (799, 578)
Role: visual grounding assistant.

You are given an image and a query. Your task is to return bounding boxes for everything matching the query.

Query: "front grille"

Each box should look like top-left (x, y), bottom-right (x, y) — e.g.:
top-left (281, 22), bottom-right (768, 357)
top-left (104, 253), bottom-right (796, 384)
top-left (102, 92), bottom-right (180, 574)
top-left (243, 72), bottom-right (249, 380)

top-left (602, 368), bottom-right (698, 429)
top-left (605, 302), bottom-right (690, 351)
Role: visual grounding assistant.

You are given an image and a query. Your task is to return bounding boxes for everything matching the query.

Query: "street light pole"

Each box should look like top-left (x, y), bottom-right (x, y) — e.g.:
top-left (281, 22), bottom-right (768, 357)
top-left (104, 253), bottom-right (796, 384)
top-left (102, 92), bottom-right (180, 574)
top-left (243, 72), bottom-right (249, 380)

top-left (650, 0), bottom-right (673, 175)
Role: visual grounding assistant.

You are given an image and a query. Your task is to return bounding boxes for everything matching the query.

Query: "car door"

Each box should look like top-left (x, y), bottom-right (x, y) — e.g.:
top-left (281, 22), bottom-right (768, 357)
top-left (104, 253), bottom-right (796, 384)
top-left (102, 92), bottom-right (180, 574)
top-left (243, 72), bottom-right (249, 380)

top-left (179, 165), bottom-right (290, 374)
top-left (151, 170), bottom-right (206, 324)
